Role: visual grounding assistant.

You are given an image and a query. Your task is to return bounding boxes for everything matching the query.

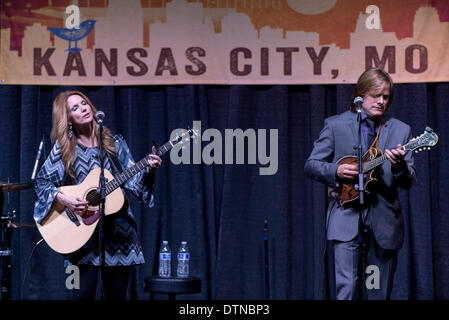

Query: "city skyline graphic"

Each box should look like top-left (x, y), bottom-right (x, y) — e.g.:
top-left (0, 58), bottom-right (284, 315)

top-left (1, 0), bottom-right (448, 85)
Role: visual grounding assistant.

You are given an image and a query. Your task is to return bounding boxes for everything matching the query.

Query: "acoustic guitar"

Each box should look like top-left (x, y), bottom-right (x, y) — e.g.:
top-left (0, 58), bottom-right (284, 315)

top-left (328, 127), bottom-right (438, 206)
top-left (37, 128), bottom-right (199, 254)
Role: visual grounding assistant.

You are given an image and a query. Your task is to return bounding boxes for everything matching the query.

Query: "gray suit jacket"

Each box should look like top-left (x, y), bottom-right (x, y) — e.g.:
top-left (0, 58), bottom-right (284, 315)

top-left (304, 111), bottom-right (416, 250)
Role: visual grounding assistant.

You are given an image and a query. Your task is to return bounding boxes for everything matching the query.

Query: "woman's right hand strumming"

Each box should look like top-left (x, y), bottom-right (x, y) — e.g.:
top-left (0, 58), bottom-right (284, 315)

top-left (56, 192), bottom-right (89, 215)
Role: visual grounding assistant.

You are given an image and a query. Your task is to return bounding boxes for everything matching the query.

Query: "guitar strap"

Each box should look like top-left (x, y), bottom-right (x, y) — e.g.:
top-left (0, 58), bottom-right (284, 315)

top-left (105, 150), bottom-right (137, 230)
top-left (61, 171), bottom-right (72, 187)
top-left (106, 151), bottom-right (133, 207)
top-left (106, 151), bottom-right (123, 176)
top-left (368, 123), bottom-right (382, 156)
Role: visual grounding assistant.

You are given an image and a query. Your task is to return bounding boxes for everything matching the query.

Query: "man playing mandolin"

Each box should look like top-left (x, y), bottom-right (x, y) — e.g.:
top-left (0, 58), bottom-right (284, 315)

top-left (33, 90), bottom-right (162, 300)
top-left (304, 68), bottom-right (416, 300)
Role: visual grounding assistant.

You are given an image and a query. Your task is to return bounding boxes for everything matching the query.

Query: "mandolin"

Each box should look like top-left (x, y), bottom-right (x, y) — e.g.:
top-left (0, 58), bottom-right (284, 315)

top-left (328, 127), bottom-right (438, 206)
top-left (37, 128), bottom-right (199, 254)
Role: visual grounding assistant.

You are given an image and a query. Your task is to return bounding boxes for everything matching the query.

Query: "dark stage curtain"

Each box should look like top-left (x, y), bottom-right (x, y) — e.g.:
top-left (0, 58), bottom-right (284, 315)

top-left (0, 83), bottom-right (447, 300)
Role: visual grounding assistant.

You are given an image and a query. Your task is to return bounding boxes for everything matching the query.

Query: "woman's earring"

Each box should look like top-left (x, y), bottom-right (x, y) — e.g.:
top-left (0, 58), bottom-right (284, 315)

top-left (68, 124), bottom-right (73, 139)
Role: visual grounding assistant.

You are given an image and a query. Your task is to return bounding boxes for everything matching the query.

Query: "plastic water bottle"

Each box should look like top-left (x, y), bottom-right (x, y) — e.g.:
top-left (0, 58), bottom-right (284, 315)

top-left (177, 241), bottom-right (190, 278)
top-left (158, 240), bottom-right (171, 277)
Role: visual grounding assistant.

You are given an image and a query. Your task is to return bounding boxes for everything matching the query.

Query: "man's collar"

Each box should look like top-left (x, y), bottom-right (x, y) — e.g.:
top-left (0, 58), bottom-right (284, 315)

top-left (360, 112), bottom-right (382, 125)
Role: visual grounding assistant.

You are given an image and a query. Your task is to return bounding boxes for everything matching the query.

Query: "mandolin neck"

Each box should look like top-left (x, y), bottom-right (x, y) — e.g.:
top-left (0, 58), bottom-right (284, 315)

top-left (362, 145), bottom-right (407, 173)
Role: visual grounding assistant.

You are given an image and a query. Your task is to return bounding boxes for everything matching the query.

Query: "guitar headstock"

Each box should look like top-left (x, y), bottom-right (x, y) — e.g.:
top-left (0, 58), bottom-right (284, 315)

top-left (171, 126), bottom-right (200, 148)
top-left (404, 127), bottom-right (439, 153)
top-left (186, 126), bottom-right (200, 143)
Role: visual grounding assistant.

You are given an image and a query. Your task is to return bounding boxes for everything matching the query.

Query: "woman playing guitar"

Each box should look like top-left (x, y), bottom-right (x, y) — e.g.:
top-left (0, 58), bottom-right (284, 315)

top-left (34, 91), bottom-right (162, 300)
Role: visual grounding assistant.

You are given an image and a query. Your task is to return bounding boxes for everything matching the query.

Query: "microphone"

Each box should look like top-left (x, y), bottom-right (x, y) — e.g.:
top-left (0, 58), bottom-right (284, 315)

top-left (31, 137), bottom-right (44, 180)
top-left (354, 96), bottom-right (363, 113)
top-left (95, 111), bottom-right (105, 124)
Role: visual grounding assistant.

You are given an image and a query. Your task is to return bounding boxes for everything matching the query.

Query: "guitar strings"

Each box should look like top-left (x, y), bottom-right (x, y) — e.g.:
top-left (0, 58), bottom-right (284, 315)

top-left (81, 152), bottom-right (165, 206)
top-left (85, 191), bottom-right (101, 206)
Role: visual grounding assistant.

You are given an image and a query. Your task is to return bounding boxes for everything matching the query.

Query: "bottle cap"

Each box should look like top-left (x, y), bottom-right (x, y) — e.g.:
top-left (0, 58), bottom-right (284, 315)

top-left (181, 241), bottom-right (187, 245)
top-left (163, 240), bottom-right (168, 244)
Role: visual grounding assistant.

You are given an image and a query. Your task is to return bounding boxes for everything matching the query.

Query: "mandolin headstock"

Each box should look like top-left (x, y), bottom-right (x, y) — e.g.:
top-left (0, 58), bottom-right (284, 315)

top-left (404, 127), bottom-right (439, 153)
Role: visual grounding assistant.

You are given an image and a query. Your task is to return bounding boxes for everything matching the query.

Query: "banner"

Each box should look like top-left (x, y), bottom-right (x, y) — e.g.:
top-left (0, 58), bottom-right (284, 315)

top-left (1, 0), bottom-right (448, 85)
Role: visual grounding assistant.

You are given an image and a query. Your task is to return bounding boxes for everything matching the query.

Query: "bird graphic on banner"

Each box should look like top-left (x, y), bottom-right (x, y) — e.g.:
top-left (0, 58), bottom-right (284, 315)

top-left (48, 20), bottom-right (96, 54)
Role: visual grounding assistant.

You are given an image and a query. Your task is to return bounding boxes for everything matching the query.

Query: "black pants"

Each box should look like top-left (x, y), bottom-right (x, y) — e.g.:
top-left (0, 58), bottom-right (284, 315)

top-left (71, 265), bottom-right (133, 300)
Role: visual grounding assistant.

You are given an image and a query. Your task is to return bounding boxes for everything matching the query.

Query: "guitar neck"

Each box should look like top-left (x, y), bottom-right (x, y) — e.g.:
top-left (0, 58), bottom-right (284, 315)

top-left (104, 140), bottom-right (175, 195)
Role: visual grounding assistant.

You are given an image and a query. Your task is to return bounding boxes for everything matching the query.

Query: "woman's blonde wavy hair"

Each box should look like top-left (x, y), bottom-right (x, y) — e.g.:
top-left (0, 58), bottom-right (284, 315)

top-left (50, 91), bottom-right (116, 177)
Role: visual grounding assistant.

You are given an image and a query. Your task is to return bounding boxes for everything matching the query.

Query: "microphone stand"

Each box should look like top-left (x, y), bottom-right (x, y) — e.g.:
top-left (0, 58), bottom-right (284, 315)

top-left (0, 184), bottom-right (16, 300)
top-left (97, 120), bottom-right (106, 300)
top-left (0, 189), bottom-right (11, 300)
top-left (355, 107), bottom-right (366, 300)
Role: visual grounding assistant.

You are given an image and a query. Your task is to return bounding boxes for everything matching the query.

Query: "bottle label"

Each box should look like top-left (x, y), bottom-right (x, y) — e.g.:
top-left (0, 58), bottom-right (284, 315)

top-left (178, 253), bottom-right (189, 260)
top-left (160, 253), bottom-right (171, 260)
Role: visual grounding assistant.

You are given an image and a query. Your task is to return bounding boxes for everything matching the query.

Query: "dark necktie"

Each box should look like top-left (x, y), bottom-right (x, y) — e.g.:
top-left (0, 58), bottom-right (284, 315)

top-left (365, 118), bottom-right (377, 148)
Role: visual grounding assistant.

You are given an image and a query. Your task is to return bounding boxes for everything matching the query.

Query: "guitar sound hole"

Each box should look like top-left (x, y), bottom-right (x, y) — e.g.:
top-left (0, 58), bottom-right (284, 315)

top-left (81, 190), bottom-right (101, 225)
top-left (86, 190), bottom-right (101, 207)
